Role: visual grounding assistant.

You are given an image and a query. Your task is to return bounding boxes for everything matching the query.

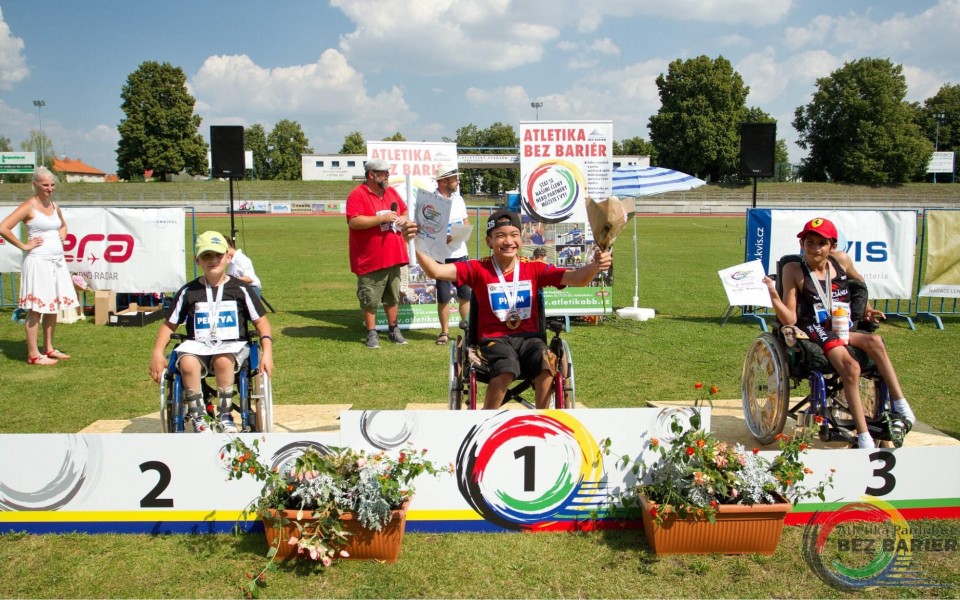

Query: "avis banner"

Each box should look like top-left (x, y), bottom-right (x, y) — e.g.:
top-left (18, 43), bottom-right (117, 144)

top-left (745, 209), bottom-right (917, 300)
top-left (0, 206), bottom-right (185, 293)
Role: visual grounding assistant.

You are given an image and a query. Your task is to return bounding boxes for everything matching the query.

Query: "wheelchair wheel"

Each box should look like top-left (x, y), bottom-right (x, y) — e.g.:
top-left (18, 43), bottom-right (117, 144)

top-left (449, 336), bottom-right (465, 410)
top-left (557, 338), bottom-right (575, 408)
top-left (252, 370), bottom-right (274, 432)
top-left (160, 371), bottom-right (183, 433)
top-left (742, 333), bottom-right (790, 445)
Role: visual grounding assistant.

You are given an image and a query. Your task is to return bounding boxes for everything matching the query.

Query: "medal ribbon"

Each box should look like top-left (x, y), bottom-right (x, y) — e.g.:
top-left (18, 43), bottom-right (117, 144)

top-left (492, 258), bottom-right (520, 323)
top-left (204, 278), bottom-right (226, 341)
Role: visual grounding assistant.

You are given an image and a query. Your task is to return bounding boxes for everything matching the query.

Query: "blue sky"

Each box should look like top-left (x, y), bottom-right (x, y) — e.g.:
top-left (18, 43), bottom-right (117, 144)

top-left (1, 0), bottom-right (958, 174)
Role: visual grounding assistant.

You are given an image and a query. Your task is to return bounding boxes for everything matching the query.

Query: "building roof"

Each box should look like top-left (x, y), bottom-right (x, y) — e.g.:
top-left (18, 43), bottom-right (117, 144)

top-left (53, 157), bottom-right (106, 176)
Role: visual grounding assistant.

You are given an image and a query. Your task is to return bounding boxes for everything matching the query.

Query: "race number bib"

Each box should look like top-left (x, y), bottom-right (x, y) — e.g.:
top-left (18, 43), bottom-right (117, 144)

top-left (487, 280), bottom-right (533, 323)
top-left (193, 301), bottom-right (240, 341)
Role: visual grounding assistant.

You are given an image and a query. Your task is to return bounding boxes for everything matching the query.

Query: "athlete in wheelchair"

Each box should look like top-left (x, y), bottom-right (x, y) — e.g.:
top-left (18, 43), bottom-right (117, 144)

top-left (414, 209), bottom-right (611, 410)
top-left (149, 231), bottom-right (275, 433)
top-left (742, 218), bottom-right (915, 448)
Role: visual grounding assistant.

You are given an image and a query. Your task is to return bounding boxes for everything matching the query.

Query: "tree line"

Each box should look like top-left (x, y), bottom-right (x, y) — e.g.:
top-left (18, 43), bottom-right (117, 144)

top-left (19, 55), bottom-right (953, 185)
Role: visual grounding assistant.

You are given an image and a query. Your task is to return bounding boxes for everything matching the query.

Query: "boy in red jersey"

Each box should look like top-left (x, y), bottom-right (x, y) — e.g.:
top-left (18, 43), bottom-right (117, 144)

top-left (416, 210), bottom-right (610, 409)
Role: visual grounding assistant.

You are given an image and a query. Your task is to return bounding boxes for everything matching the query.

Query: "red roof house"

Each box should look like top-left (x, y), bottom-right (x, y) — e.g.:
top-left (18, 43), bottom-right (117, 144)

top-left (52, 157), bottom-right (107, 183)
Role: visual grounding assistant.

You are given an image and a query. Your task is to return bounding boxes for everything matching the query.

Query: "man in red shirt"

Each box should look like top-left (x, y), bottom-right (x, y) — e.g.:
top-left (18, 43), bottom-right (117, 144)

top-left (346, 159), bottom-right (411, 349)
top-left (415, 209), bottom-right (611, 408)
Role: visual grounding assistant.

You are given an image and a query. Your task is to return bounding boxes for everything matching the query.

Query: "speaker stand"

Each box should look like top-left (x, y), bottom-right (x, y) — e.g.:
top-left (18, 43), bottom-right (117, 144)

top-left (751, 176), bottom-right (758, 209)
top-left (228, 177), bottom-right (237, 241)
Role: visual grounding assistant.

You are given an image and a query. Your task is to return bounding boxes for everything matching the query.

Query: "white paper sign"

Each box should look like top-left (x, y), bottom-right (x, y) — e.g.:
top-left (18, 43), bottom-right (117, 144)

top-left (413, 188), bottom-right (453, 262)
top-left (718, 259), bottom-right (772, 307)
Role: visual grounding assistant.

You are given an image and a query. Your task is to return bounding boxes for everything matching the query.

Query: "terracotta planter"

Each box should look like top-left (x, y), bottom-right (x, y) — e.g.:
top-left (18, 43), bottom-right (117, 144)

top-left (263, 500), bottom-right (409, 562)
top-left (639, 494), bottom-right (791, 555)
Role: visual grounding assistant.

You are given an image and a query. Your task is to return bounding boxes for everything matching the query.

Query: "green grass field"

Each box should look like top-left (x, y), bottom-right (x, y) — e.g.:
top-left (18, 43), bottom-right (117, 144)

top-left (1, 214), bottom-right (958, 598)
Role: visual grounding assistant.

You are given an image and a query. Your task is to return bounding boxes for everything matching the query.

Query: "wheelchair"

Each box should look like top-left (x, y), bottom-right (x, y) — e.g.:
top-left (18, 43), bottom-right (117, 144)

top-left (741, 254), bottom-right (909, 447)
top-left (449, 292), bottom-right (576, 410)
top-left (160, 333), bottom-right (273, 433)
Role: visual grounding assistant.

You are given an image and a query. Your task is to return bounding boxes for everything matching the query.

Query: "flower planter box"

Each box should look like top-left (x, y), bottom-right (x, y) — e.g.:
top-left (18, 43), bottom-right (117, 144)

top-left (263, 500), bottom-right (409, 563)
top-left (639, 494), bottom-right (791, 555)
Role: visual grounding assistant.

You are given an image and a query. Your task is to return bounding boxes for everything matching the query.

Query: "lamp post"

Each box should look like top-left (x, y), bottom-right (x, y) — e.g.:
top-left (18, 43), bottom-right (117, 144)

top-left (933, 112), bottom-right (945, 184)
top-left (32, 100), bottom-right (45, 168)
top-left (530, 101), bottom-right (543, 121)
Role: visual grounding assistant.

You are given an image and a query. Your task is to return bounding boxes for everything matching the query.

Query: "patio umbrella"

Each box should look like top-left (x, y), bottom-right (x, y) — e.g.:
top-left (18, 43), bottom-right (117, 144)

top-left (611, 165), bottom-right (707, 320)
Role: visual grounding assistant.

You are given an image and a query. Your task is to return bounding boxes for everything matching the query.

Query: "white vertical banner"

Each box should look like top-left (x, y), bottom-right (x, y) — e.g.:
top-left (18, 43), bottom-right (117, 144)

top-left (366, 141), bottom-right (458, 206)
top-left (518, 120), bottom-right (612, 225)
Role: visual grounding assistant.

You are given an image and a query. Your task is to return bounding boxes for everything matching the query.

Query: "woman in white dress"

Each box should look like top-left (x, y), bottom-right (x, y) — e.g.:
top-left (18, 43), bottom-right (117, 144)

top-left (0, 167), bottom-right (79, 365)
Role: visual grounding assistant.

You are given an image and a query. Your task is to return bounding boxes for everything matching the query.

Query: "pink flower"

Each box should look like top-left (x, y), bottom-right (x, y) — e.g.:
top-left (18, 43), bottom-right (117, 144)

top-left (339, 550), bottom-right (350, 558)
top-left (287, 536), bottom-right (299, 546)
top-left (714, 453), bottom-right (728, 468)
top-left (309, 546), bottom-right (320, 561)
top-left (322, 556), bottom-right (333, 567)
top-left (357, 457), bottom-right (367, 468)
top-left (730, 488), bottom-right (739, 498)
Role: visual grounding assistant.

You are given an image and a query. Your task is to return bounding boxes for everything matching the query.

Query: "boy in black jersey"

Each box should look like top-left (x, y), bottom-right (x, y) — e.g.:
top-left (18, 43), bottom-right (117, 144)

top-left (149, 231), bottom-right (274, 433)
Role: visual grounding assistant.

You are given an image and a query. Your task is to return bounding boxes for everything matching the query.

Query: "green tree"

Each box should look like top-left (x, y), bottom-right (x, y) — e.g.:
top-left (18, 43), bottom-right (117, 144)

top-left (116, 61), bottom-right (207, 181)
top-left (477, 122), bottom-right (519, 196)
top-left (922, 83), bottom-right (960, 182)
top-left (1, 135), bottom-right (12, 152)
top-left (19, 129), bottom-right (55, 169)
top-left (244, 124), bottom-right (269, 180)
top-left (455, 124), bottom-right (482, 195)
top-left (648, 55), bottom-right (749, 181)
top-left (382, 132), bottom-right (405, 142)
top-left (793, 58), bottom-right (931, 184)
top-left (613, 136), bottom-right (657, 163)
top-left (266, 119), bottom-right (312, 180)
top-left (340, 131), bottom-right (366, 154)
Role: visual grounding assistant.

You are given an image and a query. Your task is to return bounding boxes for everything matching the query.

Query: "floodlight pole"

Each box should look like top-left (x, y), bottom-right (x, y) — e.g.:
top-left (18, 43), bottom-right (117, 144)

top-left (32, 100), bottom-right (45, 168)
top-left (530, 101), bottom-right (543, 121)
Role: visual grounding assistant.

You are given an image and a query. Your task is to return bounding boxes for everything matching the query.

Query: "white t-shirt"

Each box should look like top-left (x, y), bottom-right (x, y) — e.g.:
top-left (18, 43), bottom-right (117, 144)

top-left (446, 192), bottom-right (469, 259)
top-left (227, 248), bottom-right (261, 288)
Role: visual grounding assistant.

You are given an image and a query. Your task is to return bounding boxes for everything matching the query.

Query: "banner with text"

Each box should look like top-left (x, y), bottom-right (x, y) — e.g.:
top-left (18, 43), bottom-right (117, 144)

top-left (919, 209), bottom-right (960, 298)
top-left (0, 206), bottom-right (185, 293)
top-left (745, 209), bottom-right (916, 300)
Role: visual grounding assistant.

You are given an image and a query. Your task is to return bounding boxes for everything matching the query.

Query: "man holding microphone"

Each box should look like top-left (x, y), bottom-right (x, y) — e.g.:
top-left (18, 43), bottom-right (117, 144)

top-left (346, 159), bottom-right (410, 349)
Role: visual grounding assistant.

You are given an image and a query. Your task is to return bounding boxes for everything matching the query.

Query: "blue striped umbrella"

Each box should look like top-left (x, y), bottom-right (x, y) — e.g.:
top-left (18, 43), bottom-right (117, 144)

top-left (611, 166), bottom-right (705, 320)
top-left (612, 165), bottom-right (706, 197)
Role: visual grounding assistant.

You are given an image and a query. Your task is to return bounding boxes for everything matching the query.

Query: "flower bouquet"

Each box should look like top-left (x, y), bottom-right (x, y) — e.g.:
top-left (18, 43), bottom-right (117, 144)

top-left (224, 438), bottom-right (450, 597)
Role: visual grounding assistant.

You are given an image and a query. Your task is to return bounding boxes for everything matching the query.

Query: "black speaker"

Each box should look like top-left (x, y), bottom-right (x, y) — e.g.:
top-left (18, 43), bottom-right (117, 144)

top-left (740, 123), bottom-right (776, 178)
top-left (210, 126), bottom-right (245, 178)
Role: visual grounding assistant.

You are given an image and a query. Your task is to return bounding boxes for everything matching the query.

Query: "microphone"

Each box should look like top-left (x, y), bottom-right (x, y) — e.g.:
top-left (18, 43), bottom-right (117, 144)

top-left (390, 202), bottom-right (398, 212)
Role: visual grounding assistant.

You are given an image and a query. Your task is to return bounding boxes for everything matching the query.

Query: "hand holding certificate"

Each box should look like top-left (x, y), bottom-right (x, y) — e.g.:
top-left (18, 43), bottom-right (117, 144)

top-left (717, 260), bottom-right (772, 307)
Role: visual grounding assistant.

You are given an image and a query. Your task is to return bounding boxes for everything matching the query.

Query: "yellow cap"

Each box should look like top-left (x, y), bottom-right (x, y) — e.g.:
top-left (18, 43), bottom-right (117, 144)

top-left (195, 230), bottom-right (229, 256)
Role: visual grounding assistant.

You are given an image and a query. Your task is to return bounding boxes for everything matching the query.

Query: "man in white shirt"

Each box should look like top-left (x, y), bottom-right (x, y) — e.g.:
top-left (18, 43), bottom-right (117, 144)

top-left (433, 167), bottom-right (471, 345)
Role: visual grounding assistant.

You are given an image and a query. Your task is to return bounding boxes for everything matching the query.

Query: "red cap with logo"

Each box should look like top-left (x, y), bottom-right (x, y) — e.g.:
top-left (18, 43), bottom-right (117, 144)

top-left (797, 218), bottom-right (838, 241)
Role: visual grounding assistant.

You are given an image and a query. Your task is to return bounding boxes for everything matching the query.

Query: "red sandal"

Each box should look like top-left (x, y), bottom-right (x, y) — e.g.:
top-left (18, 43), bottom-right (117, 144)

top-left (45, 348), bottom-right (71, 360)
top-left (27, 354), bottom-right (58, 366)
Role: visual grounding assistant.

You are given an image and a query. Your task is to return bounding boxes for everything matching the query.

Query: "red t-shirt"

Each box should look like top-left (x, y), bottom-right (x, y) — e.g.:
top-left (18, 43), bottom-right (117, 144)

top-left (346, 183), bottom-right (409, 275)
top-left (455, 257), bottom-right (567, 338)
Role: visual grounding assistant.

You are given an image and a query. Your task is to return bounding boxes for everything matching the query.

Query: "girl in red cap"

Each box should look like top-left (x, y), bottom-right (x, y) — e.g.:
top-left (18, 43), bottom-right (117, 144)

top-left (763, 217), bottom-right (915, 448)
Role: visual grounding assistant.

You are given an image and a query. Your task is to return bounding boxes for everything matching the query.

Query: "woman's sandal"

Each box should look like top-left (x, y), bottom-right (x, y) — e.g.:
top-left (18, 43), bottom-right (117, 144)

top-left (27, 354), bottom-right (58, 366)
top-left (45, 348), bottom-right (70, 360)
top-left (436, 332), bottom-right (449, 345)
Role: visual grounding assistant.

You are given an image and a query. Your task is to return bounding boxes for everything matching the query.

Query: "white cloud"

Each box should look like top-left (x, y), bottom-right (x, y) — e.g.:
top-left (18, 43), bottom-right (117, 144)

top-left (738, 47), bottom-right (786, 106)
top-left (0, 7), bottom-right (28, 91)
top-left (189, 50), bottom-right (419, 152)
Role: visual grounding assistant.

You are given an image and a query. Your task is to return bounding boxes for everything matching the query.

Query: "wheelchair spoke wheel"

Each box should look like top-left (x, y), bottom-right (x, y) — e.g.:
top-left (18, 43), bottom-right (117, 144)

top-left (449, 337), bottom-right (465, 410)
top-left (558, 338), bottom-right (575, 408)
top-left (742, 333), bottom-right (790, 445)
top-left (252, 371), bottom-right (274, 433)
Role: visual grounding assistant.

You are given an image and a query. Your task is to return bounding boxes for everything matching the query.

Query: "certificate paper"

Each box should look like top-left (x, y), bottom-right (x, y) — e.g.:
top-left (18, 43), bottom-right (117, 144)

top-left (718, 260), bottom-right (772, 307)
top-left (413, 188), bottom-right (453, 262)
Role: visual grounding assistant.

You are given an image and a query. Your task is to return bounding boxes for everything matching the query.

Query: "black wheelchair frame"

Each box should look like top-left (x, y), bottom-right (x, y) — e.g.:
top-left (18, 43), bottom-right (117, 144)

top-left (741, 254), bottom-right (909, 447)
top-left (160, 332), bottom-right (273, 433)
top-left (448, 291), bottom-right (575, 410)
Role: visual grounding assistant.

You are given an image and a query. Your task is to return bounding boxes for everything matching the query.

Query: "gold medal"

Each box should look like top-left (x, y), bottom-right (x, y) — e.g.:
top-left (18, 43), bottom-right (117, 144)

top-left (505, 310), bottom-right (522, 329)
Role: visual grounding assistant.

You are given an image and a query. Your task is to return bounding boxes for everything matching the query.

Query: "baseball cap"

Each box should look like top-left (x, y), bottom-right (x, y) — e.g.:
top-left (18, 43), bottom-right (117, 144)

top-left (796, 217), bottom-right (838, 241)
top-left (195, 230), bottom-right (229, 256)
top-left (486, 209), bottom-right (522, 233)
top-left (364, 158), bottom-right (390, 172)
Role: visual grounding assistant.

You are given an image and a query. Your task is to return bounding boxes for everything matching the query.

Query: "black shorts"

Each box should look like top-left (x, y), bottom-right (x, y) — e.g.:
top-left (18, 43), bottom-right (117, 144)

top-left (437, 256), bottom-right (472, 303)
top-left (477, 334), bottom-right (554, 381)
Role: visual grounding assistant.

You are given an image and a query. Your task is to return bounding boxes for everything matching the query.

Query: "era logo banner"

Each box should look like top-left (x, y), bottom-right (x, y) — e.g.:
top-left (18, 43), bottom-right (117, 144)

top-left (63, 234), bottom-right (134, 264)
